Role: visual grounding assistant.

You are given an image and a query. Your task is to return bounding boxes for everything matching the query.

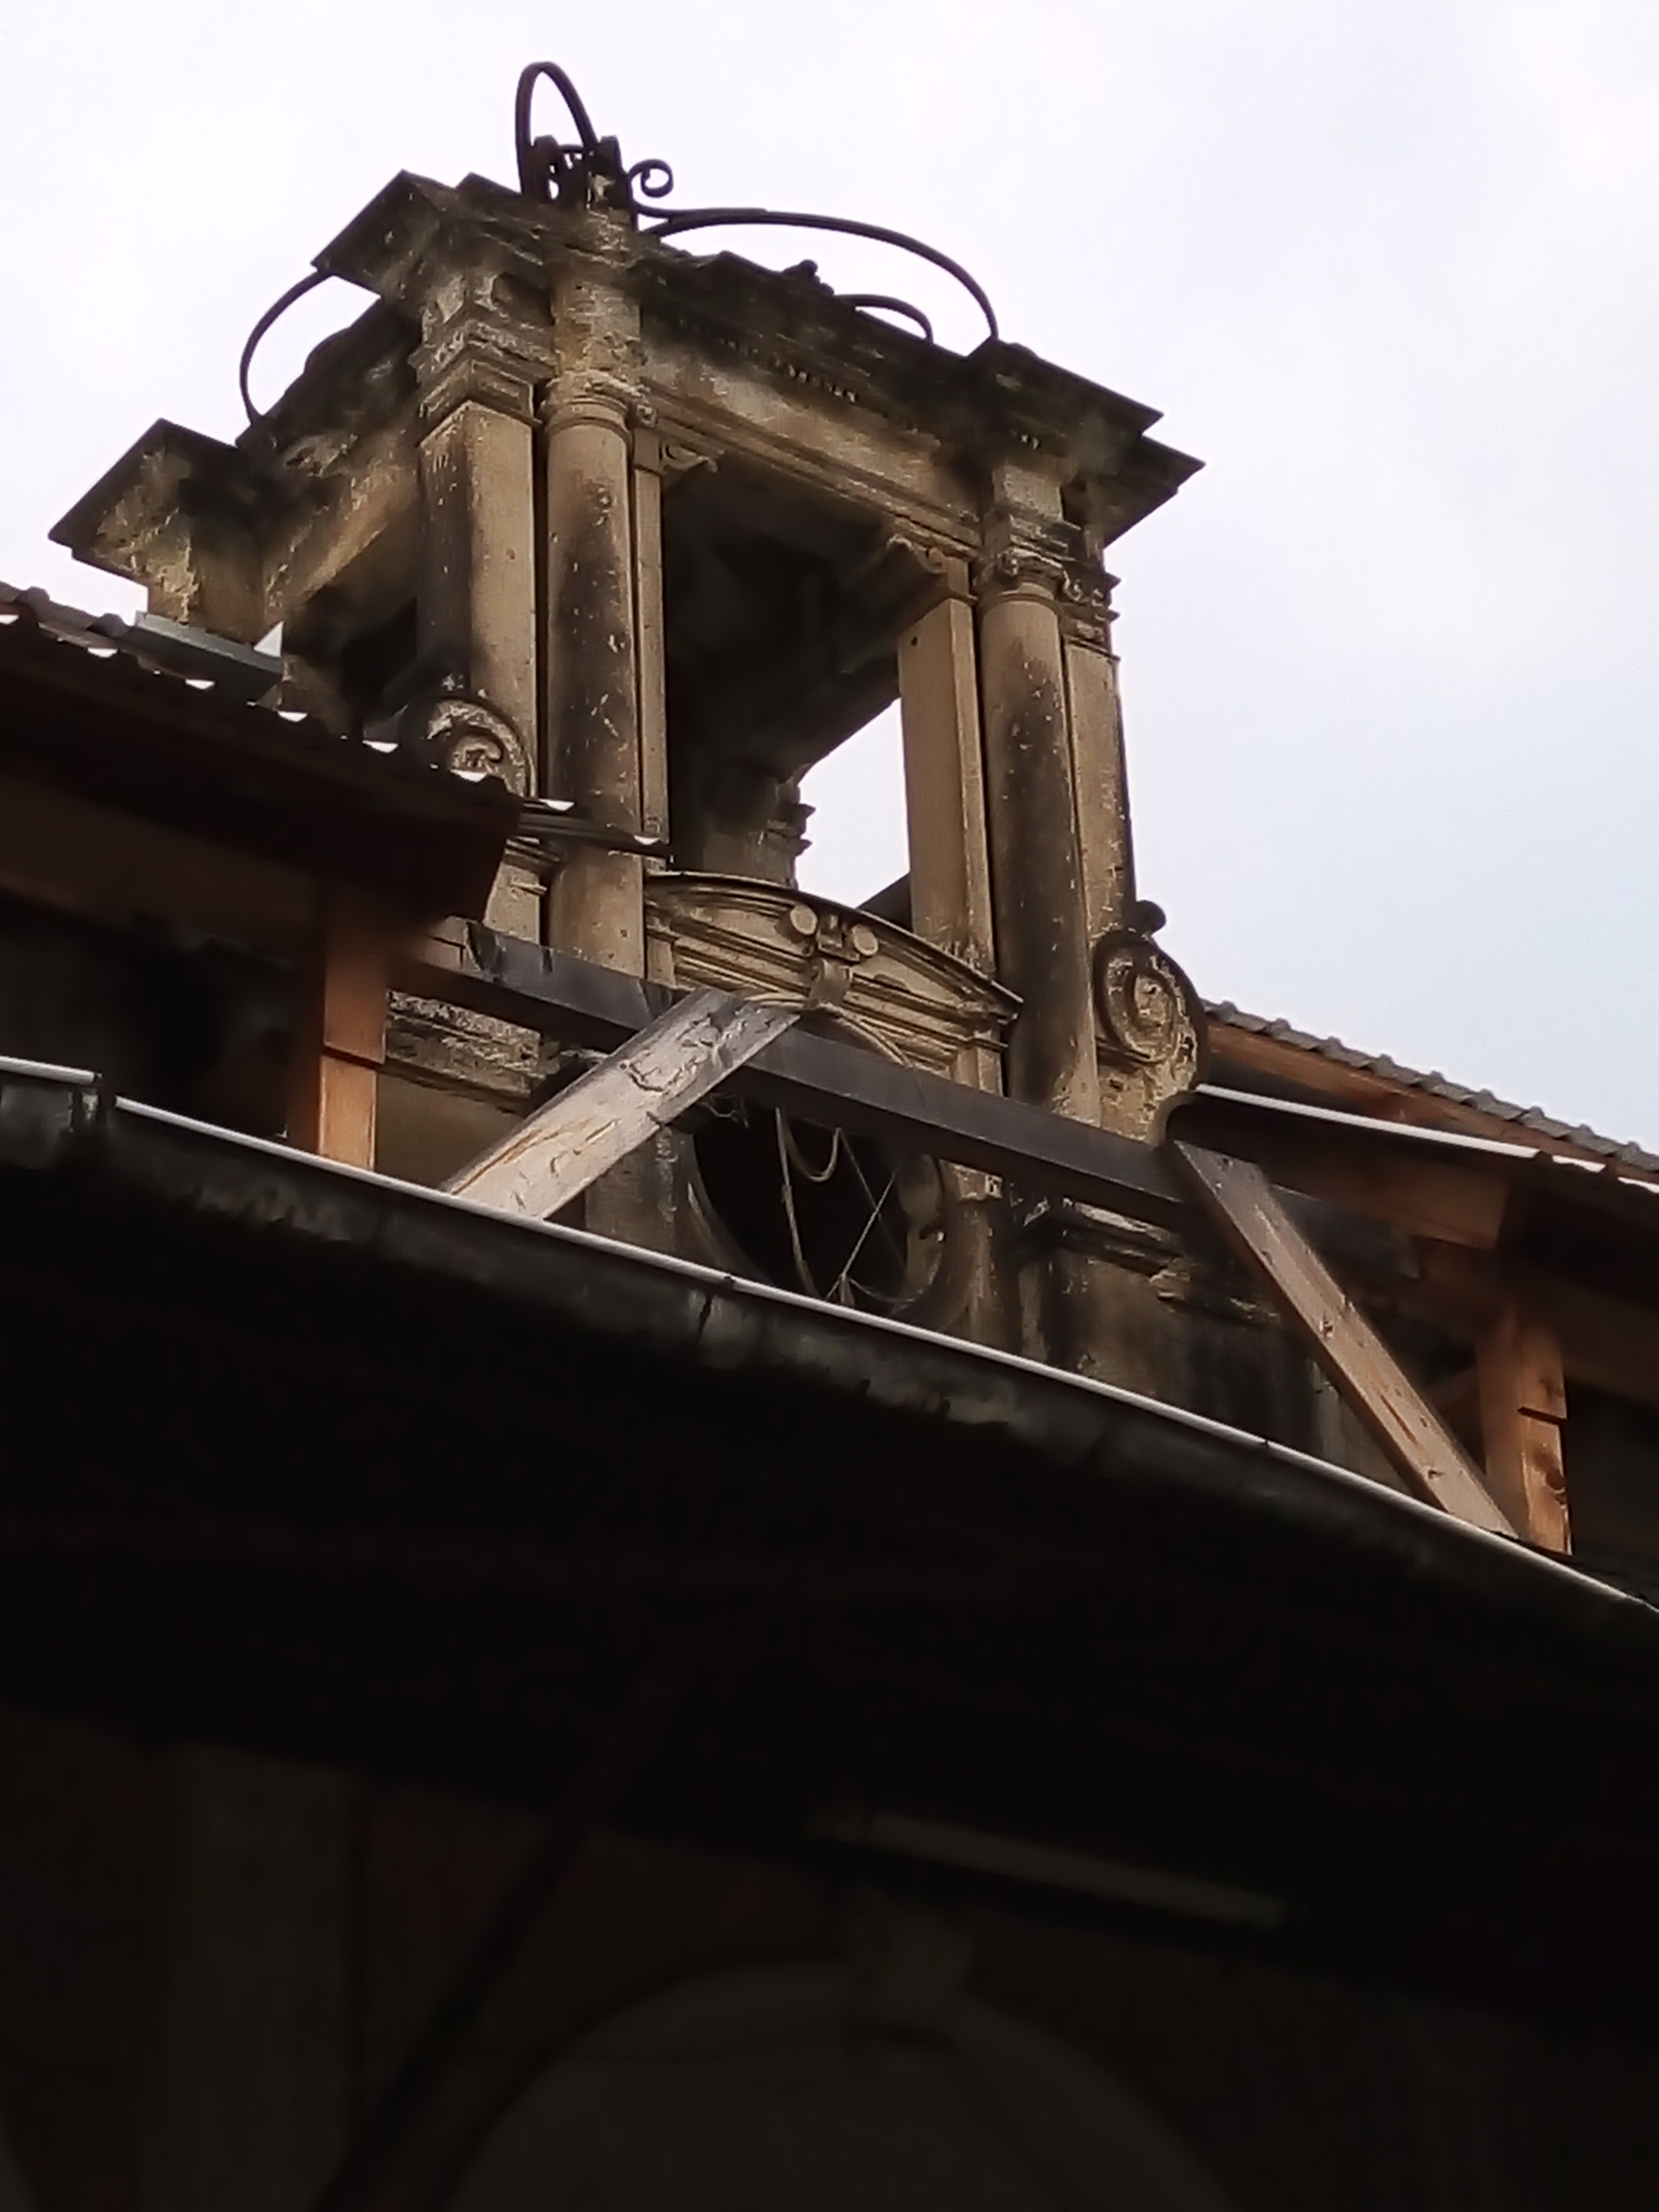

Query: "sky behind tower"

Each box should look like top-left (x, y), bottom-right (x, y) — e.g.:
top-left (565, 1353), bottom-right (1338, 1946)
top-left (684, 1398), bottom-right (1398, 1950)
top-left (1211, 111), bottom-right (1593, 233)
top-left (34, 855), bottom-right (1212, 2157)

top-left (3, 2), bottom-right (1656, 1144)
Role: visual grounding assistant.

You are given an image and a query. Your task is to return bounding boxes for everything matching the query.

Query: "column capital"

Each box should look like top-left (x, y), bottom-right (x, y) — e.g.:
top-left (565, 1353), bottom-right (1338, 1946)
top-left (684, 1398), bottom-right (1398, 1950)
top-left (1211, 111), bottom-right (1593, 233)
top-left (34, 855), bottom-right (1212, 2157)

top-left (971, 502), bottom-right (1077, 607)
top-left (539, 387), bottom-right (634, 438)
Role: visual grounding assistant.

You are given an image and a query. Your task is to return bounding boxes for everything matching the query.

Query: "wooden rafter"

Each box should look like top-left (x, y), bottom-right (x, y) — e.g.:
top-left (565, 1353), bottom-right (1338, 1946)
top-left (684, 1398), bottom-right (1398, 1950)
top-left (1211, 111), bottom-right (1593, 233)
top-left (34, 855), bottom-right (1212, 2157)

top-left (1173, 1142), bottom-right (1516, 1539)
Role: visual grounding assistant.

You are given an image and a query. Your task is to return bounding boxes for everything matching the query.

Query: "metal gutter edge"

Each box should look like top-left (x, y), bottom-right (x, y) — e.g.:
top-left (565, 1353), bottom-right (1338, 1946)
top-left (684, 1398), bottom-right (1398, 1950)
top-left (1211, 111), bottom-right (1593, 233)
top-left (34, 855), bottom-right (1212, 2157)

top-left (0, 1058), bottom-right (1648, 1643)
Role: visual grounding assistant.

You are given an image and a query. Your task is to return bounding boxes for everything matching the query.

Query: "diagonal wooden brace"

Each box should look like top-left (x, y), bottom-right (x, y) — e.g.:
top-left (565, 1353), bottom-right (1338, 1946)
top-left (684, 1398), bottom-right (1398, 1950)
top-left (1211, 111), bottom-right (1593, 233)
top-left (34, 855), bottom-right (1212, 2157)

top-left (442, 986), bottom-right (799, 1221)
top-left (1173, 1141), bottom-right (1517, 1539)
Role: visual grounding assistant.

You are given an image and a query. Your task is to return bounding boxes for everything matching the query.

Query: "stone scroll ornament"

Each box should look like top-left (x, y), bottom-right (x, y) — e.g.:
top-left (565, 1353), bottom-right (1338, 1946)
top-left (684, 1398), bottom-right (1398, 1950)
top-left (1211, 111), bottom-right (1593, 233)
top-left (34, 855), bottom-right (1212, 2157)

top-left (365, 658), bottom-right (534, 798)
top-left (411, 694), bottom-right (533, 796)
top-left (1091, 916), bottom-right (1208, 1140)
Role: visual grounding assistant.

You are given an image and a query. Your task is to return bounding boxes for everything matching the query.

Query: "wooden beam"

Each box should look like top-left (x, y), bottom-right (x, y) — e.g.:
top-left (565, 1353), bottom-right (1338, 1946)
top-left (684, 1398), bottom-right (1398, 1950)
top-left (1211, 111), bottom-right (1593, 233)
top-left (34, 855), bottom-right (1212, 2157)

top-left (0, 770), bottom-right (313, 957)
top-left (1174, 1096), bottom-right (1511, 1250)
top-left (1476, 1301), bottom-right (1571, 1553)
top-left (395, 924), bottom-right (1196, 1233)
top-left (442, 988), bottom-right (798, 1219)
top-left (288, 891), bottom-right (392, 1169)
top-left (404, 928), bottom-right (1656, 1471)
top-left (1173, 1142), bottom-right (1517, 1538)
top-left (1413, 1241), bottom-right (1659, 1416)
top-left (1522, 1269), bottom-right (1659, 1414)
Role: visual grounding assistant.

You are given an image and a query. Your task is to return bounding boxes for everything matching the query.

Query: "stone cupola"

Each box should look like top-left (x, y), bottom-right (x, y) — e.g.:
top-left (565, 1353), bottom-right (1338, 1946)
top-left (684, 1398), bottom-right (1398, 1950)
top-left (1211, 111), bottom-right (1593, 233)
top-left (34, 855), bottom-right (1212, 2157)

top-left (53, 61), bottom-right (1207, 1335)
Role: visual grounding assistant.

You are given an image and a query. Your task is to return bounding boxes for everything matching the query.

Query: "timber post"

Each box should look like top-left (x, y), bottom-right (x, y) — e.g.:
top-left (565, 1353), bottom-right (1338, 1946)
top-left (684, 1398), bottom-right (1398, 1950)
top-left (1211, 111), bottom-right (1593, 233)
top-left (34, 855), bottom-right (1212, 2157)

top-left (1477, 1298), bottom-right (1572, 1553)
top-left (287, 887), bottom-right (394, 1169)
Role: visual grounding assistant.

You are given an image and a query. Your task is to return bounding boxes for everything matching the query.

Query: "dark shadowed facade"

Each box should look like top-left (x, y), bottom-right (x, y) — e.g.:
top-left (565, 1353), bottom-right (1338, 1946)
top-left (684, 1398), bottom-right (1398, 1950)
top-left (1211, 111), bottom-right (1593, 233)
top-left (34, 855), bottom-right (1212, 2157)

top-left (1, 62), bottom-right (1658, 2212)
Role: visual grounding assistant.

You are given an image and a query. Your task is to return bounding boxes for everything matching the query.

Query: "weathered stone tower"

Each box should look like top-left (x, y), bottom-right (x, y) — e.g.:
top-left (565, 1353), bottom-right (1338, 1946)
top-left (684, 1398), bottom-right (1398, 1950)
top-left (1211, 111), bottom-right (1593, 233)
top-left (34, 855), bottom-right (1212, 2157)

top-left (55, 63), bottom-right (1206, 1373)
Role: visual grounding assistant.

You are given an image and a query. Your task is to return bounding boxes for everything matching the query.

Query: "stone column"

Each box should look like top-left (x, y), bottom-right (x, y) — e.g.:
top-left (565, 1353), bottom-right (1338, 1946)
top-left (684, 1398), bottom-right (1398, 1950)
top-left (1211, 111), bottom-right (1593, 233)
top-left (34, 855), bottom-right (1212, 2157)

top-left (413, 265), bottom-right (546, 938)
top-left (1059, 563), bottom-right (1135, 942)
top-left (975, 474), bottom-right (1099, 1123)
top-left (543, 227), bottom-right (645, 977)
top-left (898, 552), bottom-right (1012, 1352)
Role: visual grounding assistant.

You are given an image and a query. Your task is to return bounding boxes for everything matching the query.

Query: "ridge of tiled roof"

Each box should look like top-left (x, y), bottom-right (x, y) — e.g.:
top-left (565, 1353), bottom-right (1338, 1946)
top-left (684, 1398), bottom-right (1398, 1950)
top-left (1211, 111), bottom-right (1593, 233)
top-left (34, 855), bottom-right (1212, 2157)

top-left (1207, 1001), bottom-right (1659, 1178)
top-left (0, 579), bottom-right (517, 813)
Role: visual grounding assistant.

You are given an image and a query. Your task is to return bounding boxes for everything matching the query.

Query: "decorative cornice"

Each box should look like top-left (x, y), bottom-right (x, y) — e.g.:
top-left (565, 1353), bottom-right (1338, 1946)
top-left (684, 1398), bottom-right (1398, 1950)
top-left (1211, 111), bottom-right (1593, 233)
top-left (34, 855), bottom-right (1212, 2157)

top-left (411, 265), bottom-right (550, 431)
top-left (645, 872), bottom-right (1018, 1077)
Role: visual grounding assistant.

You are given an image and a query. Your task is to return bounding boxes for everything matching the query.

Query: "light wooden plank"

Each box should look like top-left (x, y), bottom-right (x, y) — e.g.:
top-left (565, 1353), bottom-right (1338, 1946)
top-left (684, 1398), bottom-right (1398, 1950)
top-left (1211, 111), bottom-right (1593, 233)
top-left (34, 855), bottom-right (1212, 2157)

top-left (1173, 1141), bottom-right (1517, 1538)
top-left (1176, 1096), bottom-right (1511, 1250)
top-left (1401, 1242), bottom-right (1659, 1416)
top-left (443, 988), bottom-right (798, 1219)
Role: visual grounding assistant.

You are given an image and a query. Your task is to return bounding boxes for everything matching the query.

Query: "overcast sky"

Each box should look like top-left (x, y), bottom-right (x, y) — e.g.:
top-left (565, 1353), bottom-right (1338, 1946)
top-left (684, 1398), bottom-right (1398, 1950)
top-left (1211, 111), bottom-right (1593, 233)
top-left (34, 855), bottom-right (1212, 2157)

top-left (4, 2), bottom-right (1656, 1146)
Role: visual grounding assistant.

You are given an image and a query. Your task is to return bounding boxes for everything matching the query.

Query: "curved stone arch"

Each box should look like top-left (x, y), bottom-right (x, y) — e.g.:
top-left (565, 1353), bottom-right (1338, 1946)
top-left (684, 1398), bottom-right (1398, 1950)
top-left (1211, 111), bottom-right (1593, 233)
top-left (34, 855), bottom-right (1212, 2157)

top-left (447, 1958), bottom-right (1239, 2212)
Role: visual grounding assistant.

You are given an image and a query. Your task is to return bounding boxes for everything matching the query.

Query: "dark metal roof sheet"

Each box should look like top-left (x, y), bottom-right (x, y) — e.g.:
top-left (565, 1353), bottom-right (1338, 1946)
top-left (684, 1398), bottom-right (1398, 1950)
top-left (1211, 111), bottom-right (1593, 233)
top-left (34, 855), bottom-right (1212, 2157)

top-left (0, 1050), bottom-right (1629, 1627)
top-left (0, 580), bottom-right (515, 918)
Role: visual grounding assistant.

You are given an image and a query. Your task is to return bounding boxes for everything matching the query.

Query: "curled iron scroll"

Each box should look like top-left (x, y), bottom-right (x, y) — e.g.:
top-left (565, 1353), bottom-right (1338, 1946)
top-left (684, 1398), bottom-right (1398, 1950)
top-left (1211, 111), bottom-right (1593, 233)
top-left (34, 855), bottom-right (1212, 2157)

top-left (514, 60), bottom-right (601, 198)
top-left (841, 295), bottom-right (934, 343)
top-left (512, 60), bottom-right (998, 344)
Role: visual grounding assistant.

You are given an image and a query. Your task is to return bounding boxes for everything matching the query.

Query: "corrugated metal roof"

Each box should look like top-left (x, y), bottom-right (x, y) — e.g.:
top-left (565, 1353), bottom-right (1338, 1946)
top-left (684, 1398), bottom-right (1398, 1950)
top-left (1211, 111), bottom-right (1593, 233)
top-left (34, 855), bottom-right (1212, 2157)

top-left (1, 577), bottom-right (291, 702)
top-left (1208, 1001), bottom-right (1659, 1179)
top-left (0, 575), bottom-right (525, 800)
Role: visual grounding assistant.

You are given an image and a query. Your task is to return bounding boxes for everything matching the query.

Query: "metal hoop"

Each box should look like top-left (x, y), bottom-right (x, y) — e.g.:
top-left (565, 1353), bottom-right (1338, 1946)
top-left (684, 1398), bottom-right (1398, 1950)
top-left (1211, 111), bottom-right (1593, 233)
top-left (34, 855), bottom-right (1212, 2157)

top-left (238, 267), bottom-right (329, 427)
